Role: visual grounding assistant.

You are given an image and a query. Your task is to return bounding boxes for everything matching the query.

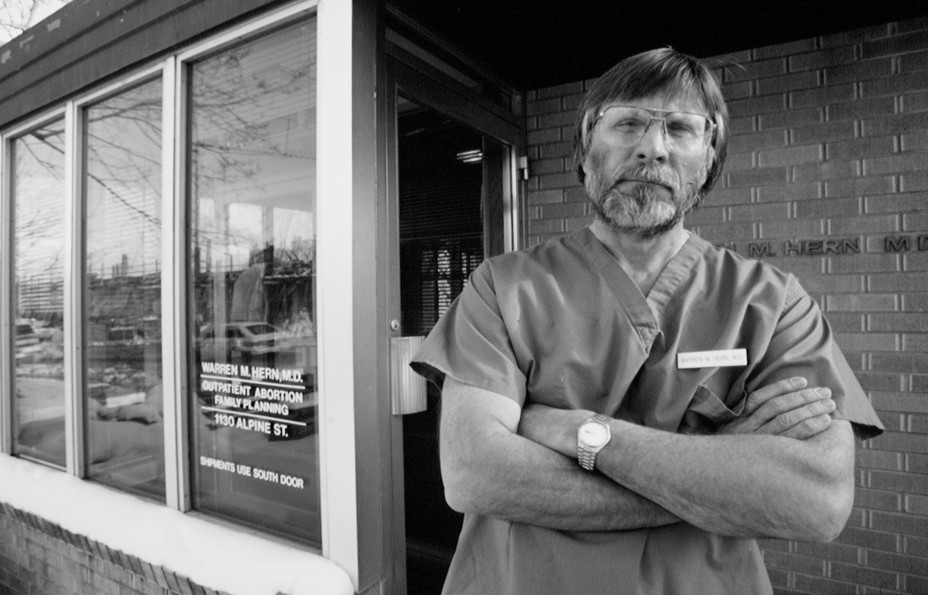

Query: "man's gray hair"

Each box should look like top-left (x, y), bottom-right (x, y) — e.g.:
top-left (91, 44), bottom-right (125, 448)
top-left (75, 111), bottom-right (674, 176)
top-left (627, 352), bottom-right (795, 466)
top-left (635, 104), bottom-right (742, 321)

top-left (573, 47), bottom-right (729, 199)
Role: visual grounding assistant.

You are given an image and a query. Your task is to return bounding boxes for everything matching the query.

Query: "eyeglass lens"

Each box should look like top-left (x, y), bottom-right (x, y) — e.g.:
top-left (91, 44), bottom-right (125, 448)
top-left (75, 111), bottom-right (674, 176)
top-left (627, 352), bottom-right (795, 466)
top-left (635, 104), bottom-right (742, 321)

top-left (598, 106), bottom-right (712, 148)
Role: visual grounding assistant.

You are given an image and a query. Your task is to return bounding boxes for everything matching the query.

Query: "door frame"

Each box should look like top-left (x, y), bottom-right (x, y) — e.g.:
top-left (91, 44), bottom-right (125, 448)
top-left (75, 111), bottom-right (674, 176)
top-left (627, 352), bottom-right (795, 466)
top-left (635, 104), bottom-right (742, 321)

top-left (381, 23), bottom-right (526, 594)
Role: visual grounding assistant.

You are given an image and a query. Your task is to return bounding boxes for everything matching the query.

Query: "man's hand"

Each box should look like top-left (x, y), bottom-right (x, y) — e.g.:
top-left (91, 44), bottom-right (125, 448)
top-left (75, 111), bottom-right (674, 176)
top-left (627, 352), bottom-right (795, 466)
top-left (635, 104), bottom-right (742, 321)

top-left (718, 377), bottom-right (835, 440)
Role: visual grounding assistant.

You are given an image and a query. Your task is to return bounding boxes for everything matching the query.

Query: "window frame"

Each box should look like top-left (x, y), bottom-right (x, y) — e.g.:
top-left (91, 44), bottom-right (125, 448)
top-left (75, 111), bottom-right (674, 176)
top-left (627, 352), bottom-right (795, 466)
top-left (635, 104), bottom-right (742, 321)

top-left (0, 0), bottom-right (362, 575)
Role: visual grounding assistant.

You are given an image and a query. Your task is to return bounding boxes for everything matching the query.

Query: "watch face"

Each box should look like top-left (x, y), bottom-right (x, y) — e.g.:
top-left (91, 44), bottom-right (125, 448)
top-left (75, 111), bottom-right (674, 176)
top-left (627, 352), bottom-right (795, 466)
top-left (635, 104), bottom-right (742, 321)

top-left (579, 422), bottom-right (609, 446)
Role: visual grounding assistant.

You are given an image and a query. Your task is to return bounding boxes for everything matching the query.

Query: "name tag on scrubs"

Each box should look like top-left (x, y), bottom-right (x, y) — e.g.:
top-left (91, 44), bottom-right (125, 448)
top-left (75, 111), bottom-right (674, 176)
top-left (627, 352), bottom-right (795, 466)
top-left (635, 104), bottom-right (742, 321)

top-left (677, 348), bottom-right (747, 369)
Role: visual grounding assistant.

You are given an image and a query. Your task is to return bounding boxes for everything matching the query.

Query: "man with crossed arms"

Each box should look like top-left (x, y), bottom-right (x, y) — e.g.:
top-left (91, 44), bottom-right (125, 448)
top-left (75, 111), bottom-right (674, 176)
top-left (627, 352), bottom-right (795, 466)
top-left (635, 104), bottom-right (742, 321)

top-left (412, 47), bottom-right (883, 594)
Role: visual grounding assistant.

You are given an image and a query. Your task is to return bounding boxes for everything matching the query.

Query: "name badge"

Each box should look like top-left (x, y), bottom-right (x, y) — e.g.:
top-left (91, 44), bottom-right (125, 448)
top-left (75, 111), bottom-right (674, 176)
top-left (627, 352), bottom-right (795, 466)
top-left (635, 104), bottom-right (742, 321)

top-left (677, 348), bottom-right (747, 369)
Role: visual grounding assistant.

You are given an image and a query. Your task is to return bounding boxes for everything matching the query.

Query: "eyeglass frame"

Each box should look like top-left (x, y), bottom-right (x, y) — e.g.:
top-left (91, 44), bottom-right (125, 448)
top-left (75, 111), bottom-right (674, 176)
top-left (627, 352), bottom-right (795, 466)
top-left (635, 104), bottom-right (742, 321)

top-left (592, 104), bottom-right (718, 149)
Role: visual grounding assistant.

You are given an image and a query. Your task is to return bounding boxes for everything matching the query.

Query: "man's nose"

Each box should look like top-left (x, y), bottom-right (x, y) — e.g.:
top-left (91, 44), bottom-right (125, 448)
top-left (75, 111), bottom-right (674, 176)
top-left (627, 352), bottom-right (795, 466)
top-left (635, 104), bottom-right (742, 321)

top-left (635, 119), bottom-right (669, 163)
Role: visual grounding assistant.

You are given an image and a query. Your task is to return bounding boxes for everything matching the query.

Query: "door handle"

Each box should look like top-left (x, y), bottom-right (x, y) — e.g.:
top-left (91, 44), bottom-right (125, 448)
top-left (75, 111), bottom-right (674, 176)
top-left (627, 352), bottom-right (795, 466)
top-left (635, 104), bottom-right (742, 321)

top-left (391, 336), bottom-right (427, 415)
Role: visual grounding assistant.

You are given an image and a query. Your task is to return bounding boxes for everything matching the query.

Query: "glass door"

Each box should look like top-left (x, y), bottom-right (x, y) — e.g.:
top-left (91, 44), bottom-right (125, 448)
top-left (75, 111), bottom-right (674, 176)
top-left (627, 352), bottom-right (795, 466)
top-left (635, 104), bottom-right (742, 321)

top-left (394, 95), bottom-right (515, 593)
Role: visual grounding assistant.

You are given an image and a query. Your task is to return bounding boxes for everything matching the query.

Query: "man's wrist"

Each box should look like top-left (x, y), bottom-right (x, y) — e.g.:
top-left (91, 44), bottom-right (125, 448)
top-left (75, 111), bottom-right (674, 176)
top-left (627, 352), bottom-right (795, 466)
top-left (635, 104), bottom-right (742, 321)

top-left (577, 414), bottom-right (613, 471)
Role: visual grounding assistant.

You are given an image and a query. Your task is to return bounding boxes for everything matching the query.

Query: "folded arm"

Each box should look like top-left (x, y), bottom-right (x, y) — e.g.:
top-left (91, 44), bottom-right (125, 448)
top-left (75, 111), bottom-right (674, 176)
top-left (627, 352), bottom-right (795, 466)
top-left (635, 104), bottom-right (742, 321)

top-left (521, 387), bottom-right (855, 541)
top-left (439, 377), bottom-right (680, 531)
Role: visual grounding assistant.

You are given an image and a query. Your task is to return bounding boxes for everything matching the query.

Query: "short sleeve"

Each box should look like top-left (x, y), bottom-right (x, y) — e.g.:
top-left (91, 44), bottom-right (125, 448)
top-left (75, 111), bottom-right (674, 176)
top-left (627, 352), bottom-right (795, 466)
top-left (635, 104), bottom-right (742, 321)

top-left (410, 262), bottom-right (527, 404)
top-left (747, 276), bottom-right (884, 440)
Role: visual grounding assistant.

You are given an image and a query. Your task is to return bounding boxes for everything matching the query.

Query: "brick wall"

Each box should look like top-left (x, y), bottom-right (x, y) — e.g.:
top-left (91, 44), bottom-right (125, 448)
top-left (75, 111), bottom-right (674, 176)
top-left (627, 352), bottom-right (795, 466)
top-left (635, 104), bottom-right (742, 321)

top-left (0, 503), bottom-right (229, 595)
top-left (525, 15), bottom-right (928, 595)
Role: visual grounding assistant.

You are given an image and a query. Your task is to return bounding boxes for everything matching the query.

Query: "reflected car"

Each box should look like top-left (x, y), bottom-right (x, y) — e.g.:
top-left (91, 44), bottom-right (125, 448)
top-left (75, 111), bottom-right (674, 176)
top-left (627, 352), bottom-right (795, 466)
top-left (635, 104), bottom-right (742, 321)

top-left (15, 322), bottom-right (40, 349)
top-left (198, 322), bottom-right (303, 363)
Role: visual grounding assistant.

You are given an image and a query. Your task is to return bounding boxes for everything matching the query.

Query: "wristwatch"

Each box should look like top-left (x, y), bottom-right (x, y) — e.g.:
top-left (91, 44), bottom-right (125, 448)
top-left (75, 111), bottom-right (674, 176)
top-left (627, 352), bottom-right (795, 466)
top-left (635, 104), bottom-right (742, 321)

top-left (577, 414), bottom-right (612, 471)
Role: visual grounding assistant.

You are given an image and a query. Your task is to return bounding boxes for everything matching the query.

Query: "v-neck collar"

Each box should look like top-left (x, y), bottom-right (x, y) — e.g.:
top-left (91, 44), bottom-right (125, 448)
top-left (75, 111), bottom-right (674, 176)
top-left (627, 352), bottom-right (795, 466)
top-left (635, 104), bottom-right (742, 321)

top-left (577, 226), bottom-right (707, 325)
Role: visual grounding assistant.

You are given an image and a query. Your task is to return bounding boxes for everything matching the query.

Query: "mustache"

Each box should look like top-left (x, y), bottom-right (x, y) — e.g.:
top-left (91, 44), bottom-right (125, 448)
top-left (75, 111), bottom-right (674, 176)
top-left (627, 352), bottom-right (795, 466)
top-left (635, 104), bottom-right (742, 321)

top-left (610, 165), bottom-right (680, 192)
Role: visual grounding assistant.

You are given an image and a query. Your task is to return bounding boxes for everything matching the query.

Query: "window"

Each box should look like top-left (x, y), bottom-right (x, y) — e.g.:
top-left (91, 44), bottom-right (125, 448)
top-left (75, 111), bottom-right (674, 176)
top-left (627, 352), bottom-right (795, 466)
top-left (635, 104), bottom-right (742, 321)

top-left (11, 120), bottom-right (67, 468)
top-left (83, 78), bottom-right (165, 499)
top-left (187, 20), bottom-right (319, 545)
top-left (2, 6), bottom-right (322, 552)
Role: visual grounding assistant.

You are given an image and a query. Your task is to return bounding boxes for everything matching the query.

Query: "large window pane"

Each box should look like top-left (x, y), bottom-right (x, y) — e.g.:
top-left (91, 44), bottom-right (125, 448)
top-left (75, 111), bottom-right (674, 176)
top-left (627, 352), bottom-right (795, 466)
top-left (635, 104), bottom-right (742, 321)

top-left (83, 79), bottom-right (165, 499)
top-left (188, 20), bottom-right (319, 545)
top-left (12, 120), bottom-right (67, 467)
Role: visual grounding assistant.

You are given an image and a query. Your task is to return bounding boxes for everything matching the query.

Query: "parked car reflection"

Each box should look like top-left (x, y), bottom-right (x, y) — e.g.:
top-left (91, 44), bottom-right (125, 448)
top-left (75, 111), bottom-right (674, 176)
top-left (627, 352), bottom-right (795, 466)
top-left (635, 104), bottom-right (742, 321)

top-left (198, 321), bottom-right (314, 370)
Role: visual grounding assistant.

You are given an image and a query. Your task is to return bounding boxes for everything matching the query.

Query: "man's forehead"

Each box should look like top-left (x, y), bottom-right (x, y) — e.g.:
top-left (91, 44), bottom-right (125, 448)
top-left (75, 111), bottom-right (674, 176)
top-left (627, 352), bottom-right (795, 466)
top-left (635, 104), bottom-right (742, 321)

top-left (602, 88), bottom-right (709, 114)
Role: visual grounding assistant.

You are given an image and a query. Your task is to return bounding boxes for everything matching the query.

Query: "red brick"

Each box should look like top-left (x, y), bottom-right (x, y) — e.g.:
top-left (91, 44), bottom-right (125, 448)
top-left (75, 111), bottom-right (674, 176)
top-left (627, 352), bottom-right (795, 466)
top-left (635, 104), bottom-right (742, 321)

top-left (793, 574), bottom-right (856, 595)
top-left (901, 90), bottom-right (928, 113)
top-left (535, 171), bottom-right (575, 189)
top-left (869, 353), bottom-right (928, 374)
top-left (720, 80), bottom-right (753, 100)
top-left (756, 181), bottom-right (822, 202)
top-left (724, 151), bottom-right (755, 172)
top-left (853, 487), bottom-right (904, 512)
top-left (904, 535), bottom-right (928, 557)
top-left (867, 550), bottom-right (928, 575)
top-left (872, 510), bottom-right (928, 537)
top-left (822, 24), bottom-right (892, 48)
top-left (526, 96), bottom-right (562, 116)
top-left (527, 127), bottom-right (561, 144)
top-left (528, 189), bottom-right (565, 205)
top-left (793, 160), bottom-right (858, 183)
top-left (692, 222), bottom-right (755, 245)
top-left (764, 550), bottom-right (826, 575)
top-left (685, 205), bottom-right (725, 225)
top-left (901, 171), bottom-right (928, 192)
top-left (538, 141), bottom-right (573, 159)
top-left (756, 38), bottom-right (818, 60)
top-left (827, 293), bottom-right (897, 311)
top-left (724, 57), bottom-right (787, 82)
top-left (791, 120), bottom-right (856, 144)
top-left (829, 96), bottom-right (897, 121)
top-left (827, 137), bottom-right (897, 160)
top-left (862, 71), bottom-right (928, 98)
top-left (901, 130), bottom-right (928, 151)
top-left (729, 129), bottom-right (789, 153)
top-left (904, 293), bottom-right (928, 312)
top-left (728, 202), bottom-right (791, 222)
top-left (825, 176), bottom-right (896, 198)
top-left (535, 81), bottom-right (584, 100)
top-left (728, 166), bottom-right (790, 187)
top-left (760, 217), bottom-right (824, 238)
top-left (909, 414), bottom-right (928, 434)
top-left (536, 110), bottom-right (574, 129)
top-left (706, 186), bottom-right (751, 206)
top-left (758, 144), bottom-right (823, 167)
top-left (825, 58), bottom-right (894, 85)
top-left (801, 274), bottom-right (862, 293)
top-left (898, 16), bottom-right (928, 34)
top-left (539, 201), bottom-right (585, 219)
top-left (728, 93), bottom-right (787, 117)
top-left (862, 30), bottom-right (928, 59)
top-left (729, 114), bottom-right (756, 134)
top-left (795, 540), bottom-right (863, 565)
top-left (899, 49), bottom-right (928, 73)
top-left (830, 561), bottom-right (899, 589)
top-left (760, 107), bottom-right (824, 130)
top-left (872, 392), bottom-right (928, 414)
top-left (756, 71), bottom-right (821, 96)
top-left (910, 452), bottom-right (928, 474)
top-left (858, 448), bottom-right (904, 470)
top-left (796, 197), bottom-right (860, 218)
top-left (790, 84), bottom-right (857, 108)
top-left (865, 153), bottom-right (928, 176)
top-left (830, 252), bottom-right (898, 274)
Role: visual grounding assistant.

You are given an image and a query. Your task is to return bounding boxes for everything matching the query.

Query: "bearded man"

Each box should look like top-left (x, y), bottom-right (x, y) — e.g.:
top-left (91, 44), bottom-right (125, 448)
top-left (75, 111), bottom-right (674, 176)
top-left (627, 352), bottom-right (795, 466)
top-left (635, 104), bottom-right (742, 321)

top-left (412, 48), bottom-right (882, 595)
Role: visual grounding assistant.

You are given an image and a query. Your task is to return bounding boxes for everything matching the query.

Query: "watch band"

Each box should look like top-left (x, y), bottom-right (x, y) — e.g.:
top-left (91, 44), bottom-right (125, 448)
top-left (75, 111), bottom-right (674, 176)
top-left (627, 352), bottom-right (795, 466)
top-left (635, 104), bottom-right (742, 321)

top-left (577, 414), bottom-right (612, 471)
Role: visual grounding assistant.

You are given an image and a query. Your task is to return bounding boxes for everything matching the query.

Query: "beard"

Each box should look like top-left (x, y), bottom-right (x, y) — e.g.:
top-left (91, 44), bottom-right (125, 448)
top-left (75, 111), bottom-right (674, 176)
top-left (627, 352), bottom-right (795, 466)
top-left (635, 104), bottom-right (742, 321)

top-left (585, 160), bottom-right (707, 239)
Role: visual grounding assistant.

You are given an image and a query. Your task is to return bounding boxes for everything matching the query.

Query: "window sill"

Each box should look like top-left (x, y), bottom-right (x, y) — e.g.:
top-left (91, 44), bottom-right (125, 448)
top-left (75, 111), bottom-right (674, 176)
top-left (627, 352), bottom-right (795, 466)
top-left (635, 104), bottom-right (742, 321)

top-left (0, 453), bottom-right (353, 595)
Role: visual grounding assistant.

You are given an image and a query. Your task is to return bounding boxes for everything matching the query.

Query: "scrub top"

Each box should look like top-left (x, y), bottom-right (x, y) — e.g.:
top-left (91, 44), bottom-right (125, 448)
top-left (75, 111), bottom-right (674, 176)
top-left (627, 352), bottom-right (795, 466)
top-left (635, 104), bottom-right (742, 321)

top-left (412, 226), bottom-right (884, 595)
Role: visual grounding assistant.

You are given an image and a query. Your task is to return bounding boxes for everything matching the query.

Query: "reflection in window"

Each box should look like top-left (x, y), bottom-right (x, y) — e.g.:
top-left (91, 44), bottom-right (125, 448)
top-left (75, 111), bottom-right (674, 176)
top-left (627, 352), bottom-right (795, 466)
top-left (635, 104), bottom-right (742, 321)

top-left (12, 120), bottom-right (67, 467)
top-left (188, 19), bottom-right (319, 545)
top-left (83, 79), bottom-right (165, 499)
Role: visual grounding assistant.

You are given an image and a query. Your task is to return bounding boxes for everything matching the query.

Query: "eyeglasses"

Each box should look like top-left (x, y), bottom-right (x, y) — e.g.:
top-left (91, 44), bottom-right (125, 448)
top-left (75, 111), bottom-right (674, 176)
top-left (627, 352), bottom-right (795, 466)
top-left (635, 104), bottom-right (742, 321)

top-left (593, 105), bottom-right (716, 150)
